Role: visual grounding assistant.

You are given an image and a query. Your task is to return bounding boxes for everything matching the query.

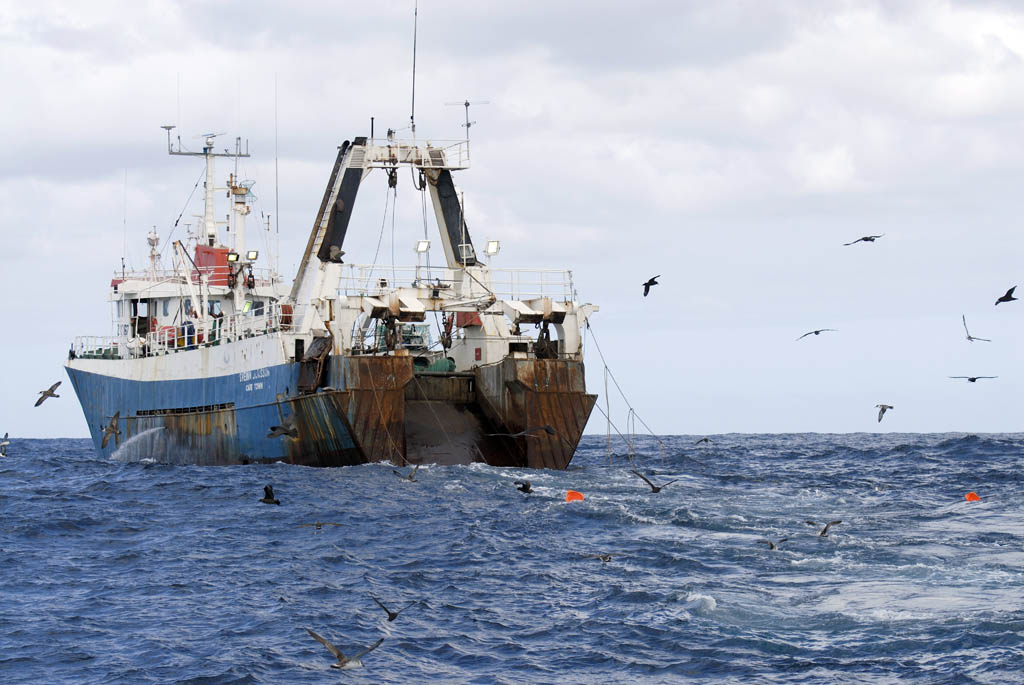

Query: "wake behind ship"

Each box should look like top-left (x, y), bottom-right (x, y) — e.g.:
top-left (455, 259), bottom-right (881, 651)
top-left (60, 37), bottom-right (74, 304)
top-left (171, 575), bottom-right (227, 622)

top-left (66, 127), bottom-right (598, 468)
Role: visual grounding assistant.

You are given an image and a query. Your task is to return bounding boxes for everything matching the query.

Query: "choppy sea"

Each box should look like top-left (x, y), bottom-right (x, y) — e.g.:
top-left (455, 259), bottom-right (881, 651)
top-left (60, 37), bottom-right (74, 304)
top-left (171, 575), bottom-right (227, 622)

top-left (1, 433), bottom-right (1023, 683)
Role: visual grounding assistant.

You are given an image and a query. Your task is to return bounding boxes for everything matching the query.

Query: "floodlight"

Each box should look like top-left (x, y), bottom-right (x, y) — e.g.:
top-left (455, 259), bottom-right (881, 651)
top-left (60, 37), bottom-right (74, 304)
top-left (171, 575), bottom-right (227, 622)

top-left (226, 252), bottom-right (239, 263)
top-left (414, 240), bottom-right (431, 253)
top-left (246, 250), bottom-right (259, 261)
top-left (242, 300), bottom-right (252, 313)
top-left (484, 240), bottom-right (500, 256)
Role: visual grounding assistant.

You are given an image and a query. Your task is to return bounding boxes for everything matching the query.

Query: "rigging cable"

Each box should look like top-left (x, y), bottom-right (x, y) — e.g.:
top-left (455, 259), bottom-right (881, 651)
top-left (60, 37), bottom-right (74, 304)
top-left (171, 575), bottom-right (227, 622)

top-left (160, 165), bottom-right (207, 258)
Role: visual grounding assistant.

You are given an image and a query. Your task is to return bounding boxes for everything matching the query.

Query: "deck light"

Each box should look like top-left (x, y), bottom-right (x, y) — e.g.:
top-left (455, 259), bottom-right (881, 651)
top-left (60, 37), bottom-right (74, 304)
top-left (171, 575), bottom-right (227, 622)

top-left (484, 240), bottom-right (500, 256)
top-left (414, 240), bottom-right (431, 253)
top-left (246, 250), bottom-right (259, 261)
top-left (227, 252), bottom-right (239, 262)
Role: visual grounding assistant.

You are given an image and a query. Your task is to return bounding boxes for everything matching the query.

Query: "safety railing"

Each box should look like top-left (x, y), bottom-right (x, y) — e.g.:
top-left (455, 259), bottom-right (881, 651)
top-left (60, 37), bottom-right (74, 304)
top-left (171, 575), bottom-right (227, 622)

top-left (71, 302), bottom-right (304, 360)
top-left (337, 264), bottom-right (574, 303)
top-left (111, 266), bottom-right (280, 288)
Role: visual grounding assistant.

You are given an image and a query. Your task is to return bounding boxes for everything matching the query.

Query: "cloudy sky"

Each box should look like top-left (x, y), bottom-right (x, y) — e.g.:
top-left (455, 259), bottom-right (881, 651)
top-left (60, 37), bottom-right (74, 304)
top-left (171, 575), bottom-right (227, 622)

top-left (3, 0), bottom-right (1024, 438)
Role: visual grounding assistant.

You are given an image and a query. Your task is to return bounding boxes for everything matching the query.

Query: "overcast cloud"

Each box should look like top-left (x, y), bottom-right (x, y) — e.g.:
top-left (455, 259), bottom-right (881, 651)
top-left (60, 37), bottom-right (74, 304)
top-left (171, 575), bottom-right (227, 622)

top-left (3, 0), bottom-right (1024, 438)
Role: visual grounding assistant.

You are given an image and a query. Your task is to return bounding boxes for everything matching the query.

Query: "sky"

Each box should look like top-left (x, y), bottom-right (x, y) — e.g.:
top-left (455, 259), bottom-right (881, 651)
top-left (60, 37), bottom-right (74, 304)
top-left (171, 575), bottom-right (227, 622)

top-left (2, 0), bottom-right (1024, 438)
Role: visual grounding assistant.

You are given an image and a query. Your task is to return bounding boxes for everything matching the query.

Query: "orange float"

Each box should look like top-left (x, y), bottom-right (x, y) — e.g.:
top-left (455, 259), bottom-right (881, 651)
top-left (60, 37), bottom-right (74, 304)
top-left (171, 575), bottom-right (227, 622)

top-left (965, 491), bottom-right (980, 502)
top-left (566, 490), bottom-right (584, 502)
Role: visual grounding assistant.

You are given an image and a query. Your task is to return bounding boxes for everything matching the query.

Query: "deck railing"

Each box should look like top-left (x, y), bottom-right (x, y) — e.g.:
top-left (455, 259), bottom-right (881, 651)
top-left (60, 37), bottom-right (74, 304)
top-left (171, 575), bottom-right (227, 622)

top-left (338, 264), bottom-right (574, 303)
top-left (72, 302), bottom-right (302, 361)
top-left (112, 266), bottom-right (280, 288)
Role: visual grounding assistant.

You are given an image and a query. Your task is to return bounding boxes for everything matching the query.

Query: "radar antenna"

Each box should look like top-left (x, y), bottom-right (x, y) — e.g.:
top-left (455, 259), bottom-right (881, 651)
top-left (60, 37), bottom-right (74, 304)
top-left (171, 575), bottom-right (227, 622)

top-left (445, 100), bottom-right (490, 144)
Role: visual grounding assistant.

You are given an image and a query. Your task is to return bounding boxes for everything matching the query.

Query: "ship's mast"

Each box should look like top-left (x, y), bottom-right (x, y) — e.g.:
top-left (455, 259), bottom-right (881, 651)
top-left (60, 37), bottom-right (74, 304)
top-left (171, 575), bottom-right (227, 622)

top-left (162, 126), bottom-right (249, 247)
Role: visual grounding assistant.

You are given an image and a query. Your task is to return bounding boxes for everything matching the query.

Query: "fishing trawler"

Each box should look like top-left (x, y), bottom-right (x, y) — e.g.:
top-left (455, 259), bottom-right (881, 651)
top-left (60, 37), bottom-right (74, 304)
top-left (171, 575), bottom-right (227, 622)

top-left (66, 124), bottom-right (598, 468)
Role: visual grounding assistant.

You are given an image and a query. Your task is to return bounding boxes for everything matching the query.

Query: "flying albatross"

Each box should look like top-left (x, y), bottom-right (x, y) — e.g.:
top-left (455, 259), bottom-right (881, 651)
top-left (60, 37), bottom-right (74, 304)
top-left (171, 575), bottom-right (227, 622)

top-left (101, 412), bottom-right (121, 449)
top-left (305, 629), bottom-right (383, 669)
top-left (34, 381), bottom-right (61, 407)
top-left (806, 520), bottom-right (842, 537)
top-left (630, 470), bottom-right (678, 493)
top-left (843, 234), bottom-right (884, 246)
top-left (961, 315), bottom-right (991, 342)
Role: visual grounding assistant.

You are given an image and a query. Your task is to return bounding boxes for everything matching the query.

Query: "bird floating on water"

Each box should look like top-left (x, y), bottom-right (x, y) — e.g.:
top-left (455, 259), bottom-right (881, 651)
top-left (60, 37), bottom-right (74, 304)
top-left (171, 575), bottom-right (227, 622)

top-left (101, 411), bottom-right (121, 449)
top-left (630, 470), bottom-right (678, 493)
top-left (843, 234), bottom-right (884, 246)
top-left (796, 328), bottom-right (838, 341)
top-left (806, 520), bottom-right (842, 537)
top-left (642, 275), bottom-right (660, 297)
top-left (305, 629), bottom-right (382, 669)
top-left (961, 315), bottom-right (991, 343)
top-left (949, 376), bottom-right (997, 383)
top-left (369, 594), bottom-right (417, 622)
top-left (875, 404), bottom-right (893, 423)
top-left (514, 480), bottom-right (532, 493)
top-left (34, 381), bottom-right (61, 407)
top-left (259, 484), bottom-right (281, 505)
top-left (995, 286), bottom-right (1017, 305)
top-left (587, 553), bottom-right (613, 563)
top-left (756, 538), bottom-right (788, 550)
top-left (298, 521), bottom-right (342, 534)
top-left (267, 416), bottom-right (298, 439)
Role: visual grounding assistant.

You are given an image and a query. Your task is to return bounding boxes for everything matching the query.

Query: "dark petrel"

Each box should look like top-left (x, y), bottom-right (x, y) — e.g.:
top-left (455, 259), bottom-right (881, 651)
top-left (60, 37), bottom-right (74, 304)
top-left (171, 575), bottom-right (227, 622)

top-left (875, 404), bottom-right (893, 423)
top-left (306, 629), bottom-right (382, 669)
top-left (34, 381), bottom-right (61, 407)
top-left (796, 328), bottom-right (838, 341)
top-left (995, 286), bottom-right (1018, 305)
top-left (259, 484), bottom-right (281, 505)
top-left (101, 411), bottom-right (121, 449)
top-left (630, 470), bottom-right (678, 493)
top-left (949, 376), bottom-right (997, 383)
top-left (695, 437), bottom-right (712, 445)
top-left (961, 315), bottom-right (991, 343)
top-left (514, 480), bottom-right (532, 493)
top-left (642, 275), bottom-right (660, 297)
top-left (756, 538), bottom-right (788, 550)
top-left (370, 594), bottom-right (417, 622)
top-left (806, 520), bottom-right (842, 537)
top-left (843, 234), bottom-right (884, 246)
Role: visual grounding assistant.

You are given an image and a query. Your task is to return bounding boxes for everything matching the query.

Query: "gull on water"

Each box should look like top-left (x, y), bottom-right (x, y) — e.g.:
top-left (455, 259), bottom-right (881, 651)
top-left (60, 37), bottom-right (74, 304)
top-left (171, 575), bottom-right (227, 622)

top-left (34, 381), bottom-right (61, 407)
top-left (875, 404), bottom-right (893, 423)
top-left (630, 470), bottom-right (678, 493)
top-left (306, 629), bottom-right (383, 669)
top-left (806, 520), bottom-right (842, 537)
top-left (843, 234), bottom-right (884, 246)
top-left (101, 411), bottom-right (121, 449)
top-left (949, 376), bottom-right (997, 383)
top-left (961, 315), bottom-right (991, 343)
top-left (796, 329), bottom-right (837, 341)
top-left (995, 286), bottom-right (1017, 305)
top-left (642, 275), bottom-right (660, 297)
top-left (260, 484), bottom-right (281, 505)
top-left (370, 594), bottom-right (417, 622)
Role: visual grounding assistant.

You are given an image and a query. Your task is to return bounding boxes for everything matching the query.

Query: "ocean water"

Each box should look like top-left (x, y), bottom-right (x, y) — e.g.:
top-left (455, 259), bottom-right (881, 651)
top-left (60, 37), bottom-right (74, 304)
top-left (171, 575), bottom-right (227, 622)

top-left (1, 433), bottom-right (1023, 684)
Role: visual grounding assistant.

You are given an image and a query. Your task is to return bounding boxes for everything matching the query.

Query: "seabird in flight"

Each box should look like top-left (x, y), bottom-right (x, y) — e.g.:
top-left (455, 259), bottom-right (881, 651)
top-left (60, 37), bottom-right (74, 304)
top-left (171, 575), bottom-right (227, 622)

top-left (101, 412), bottom-right (121, 449)
top-left (305, 629), bottom-right (383, 669)
top-left (796, 329), bottom-right (837, 341)
top-left (961, 315), bottom-right (991, 342)
top-left (34, 381), bottom-right (61, 407)
top-left (642, 275), bottom-right (660, 297)
top-left (370, 594), bottom-right (417, 622)
top-left (0, 432), bottom-right (8, 457)
top-left (694, 437), bottom-right (712, 445)
top-left (755, 538), bottom-right (788, 550)
top-left (630, 470), bottom-right (678, 493)
top-left (949, 376), bottom-right (997, 383)
top-left (259, 484), bottom-right (281, 505)
top-left (843, 234), bottom-right (884, 246)
top-left (806, 520), bottom-right (842, 537)
top-left (875, 404), bottom-right (893, 423)
top-left (267, 416), bottom-right (298, 439)
top-left (995, 286), bottom-right (1018, 305)
top-left (392, 463), bottom-right (420, 482)
top-left (514, 480), bottom-right (532, 493)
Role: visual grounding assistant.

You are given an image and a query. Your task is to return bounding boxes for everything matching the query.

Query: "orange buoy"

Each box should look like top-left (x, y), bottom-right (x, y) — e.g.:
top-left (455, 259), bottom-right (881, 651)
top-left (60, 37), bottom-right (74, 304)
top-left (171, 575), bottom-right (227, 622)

top-left (566, 490), bottom-right (584, 502)
top-left (965, 491), bottom-right (980, 502)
